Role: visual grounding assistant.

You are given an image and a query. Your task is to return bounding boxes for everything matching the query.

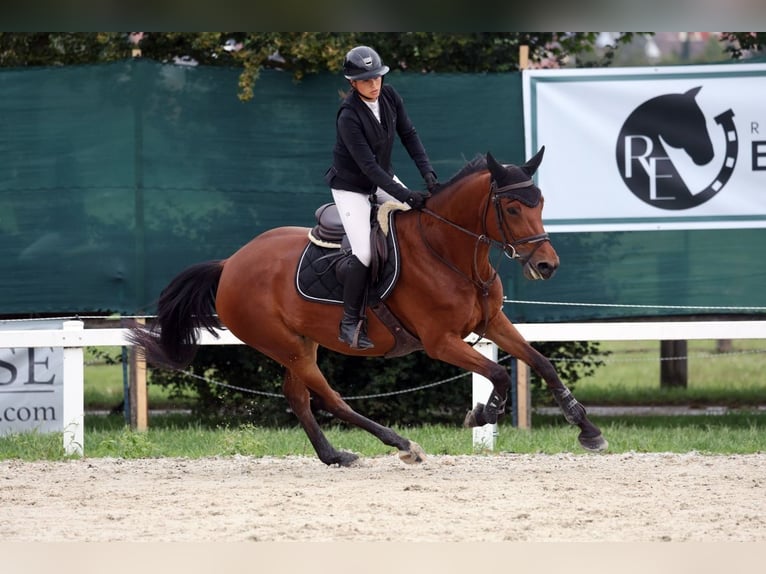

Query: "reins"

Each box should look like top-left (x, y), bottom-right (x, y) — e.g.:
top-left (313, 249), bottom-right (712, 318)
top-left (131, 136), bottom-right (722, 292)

top-left (417, 175), bottom-right (551, 342)
top-left (418, 208), bottom-right (498, 292)
top-left (418, 209), bottom-right (495, 344)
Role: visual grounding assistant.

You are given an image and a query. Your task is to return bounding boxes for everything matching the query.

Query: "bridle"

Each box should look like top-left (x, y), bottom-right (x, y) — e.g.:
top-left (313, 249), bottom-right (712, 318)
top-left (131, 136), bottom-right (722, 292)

top-left (488, 178), bottom-right (551, 263)
top-left (419, 176), bottom-right (551, 271)
top-left (417, 175), bottom-right (551, 341)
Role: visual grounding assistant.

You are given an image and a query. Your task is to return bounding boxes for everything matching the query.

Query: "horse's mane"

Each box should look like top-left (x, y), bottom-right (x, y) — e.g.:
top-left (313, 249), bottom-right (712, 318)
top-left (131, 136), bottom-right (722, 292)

top-left (433, 155), bottom-right (487, 194)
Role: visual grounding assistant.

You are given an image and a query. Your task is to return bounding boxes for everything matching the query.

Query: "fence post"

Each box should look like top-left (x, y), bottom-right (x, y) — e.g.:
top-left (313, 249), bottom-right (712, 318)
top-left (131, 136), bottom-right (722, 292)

top-left (129, 317), bottom-right (148, 430)
top-left (62, 320), bottom-right (84, 456)
top-left (660, 340), bottom-right (688, 388)
top-left (513, 359), bottom-right (532, 429)
top-left (472, 339), bottom-right (498, 450)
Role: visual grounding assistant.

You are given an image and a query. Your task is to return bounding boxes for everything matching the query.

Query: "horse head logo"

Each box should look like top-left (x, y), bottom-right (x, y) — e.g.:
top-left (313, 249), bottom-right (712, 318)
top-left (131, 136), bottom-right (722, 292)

top-left (615, 86), bottom-right (737, 210)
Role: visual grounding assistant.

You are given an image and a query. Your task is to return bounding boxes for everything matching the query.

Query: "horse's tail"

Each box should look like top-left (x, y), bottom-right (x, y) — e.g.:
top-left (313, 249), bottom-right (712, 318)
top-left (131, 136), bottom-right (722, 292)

top-left (128, 260), bottom-right (224, 370)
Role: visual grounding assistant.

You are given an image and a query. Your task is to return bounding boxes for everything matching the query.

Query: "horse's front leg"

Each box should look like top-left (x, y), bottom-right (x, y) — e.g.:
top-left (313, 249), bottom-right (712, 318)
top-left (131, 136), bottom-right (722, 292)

top-left (462, 361), bottom-right (510, 427)
top-left (484, 314), bottom-right (608, 452)
top-left (422, 334), bottom-right (512, 427)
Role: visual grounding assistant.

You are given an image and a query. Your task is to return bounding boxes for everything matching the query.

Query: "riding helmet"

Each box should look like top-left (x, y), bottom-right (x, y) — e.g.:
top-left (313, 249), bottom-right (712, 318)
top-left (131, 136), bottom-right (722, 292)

top-left (342, 46), bottom-right (390, 80)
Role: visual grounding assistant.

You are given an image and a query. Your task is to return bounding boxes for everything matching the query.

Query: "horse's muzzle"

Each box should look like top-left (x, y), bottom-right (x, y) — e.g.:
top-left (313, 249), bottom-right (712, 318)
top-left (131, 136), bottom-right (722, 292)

top-left (523, 258), bottom-right (558, 280)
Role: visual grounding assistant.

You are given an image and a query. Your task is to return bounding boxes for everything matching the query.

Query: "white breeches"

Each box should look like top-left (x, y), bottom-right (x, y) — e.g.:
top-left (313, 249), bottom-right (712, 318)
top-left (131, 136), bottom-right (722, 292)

top-left (331, 177), bottom-right (404, 267)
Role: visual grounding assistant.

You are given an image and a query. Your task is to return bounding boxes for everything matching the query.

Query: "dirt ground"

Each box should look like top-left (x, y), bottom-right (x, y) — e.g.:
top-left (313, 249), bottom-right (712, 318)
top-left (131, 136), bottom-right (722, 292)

top-left (1, 452), bottom-right (765, 542)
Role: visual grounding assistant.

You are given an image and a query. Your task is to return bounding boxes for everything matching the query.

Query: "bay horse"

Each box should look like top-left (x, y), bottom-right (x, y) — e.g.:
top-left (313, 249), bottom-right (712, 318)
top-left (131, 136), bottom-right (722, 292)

top-left (130, 147), bottom-right (608, 466)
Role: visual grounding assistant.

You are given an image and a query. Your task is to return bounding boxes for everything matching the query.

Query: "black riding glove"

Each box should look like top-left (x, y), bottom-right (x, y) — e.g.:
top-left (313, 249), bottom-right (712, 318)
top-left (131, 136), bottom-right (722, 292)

top-left (424, 172), bottom-right (438, 193)
top-left (405, 191), bottom-right (430, 210)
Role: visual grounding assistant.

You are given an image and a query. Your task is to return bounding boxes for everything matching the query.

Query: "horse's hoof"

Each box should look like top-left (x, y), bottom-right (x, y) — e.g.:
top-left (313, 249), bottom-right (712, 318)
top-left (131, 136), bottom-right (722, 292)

top-left (328, 451), bottom-right (359, 467)
top-left (463, 404), bottom-right (487, 428)
top-left (399, 441), bottom-right (426, 464)
top-left (578, 431), bottom-right (609, 452)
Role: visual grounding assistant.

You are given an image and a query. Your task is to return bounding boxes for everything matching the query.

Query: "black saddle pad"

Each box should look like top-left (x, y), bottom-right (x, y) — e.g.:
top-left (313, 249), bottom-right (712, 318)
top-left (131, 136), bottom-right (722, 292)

top-left (296, 211), bottom-right (401, 305)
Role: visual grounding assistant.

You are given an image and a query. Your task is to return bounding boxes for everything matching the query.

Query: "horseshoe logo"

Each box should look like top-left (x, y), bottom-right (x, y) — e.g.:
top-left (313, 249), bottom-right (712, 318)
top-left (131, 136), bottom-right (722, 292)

top-left (616, 87), bottom-right (738, 210)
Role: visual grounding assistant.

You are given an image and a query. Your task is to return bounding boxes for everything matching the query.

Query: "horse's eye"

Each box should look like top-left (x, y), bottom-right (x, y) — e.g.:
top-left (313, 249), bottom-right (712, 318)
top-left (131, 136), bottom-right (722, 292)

top-left (506, 205), bottom-right (520, 216)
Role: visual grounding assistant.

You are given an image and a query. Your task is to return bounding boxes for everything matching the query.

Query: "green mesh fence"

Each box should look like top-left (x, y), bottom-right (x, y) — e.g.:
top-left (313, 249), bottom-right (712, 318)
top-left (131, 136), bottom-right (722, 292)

top-left (501, 228), bottom-right (766, 322)
top-left (0, 59), bottom-right (762, 321)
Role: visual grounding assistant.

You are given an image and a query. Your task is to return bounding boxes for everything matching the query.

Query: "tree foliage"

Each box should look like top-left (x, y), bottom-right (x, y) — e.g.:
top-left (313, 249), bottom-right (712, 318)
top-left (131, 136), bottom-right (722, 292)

top-left (720, 32), bottom-right (766, 59)
top-left (4, 32), bottom-right (762, 91)
top-left (4, 32), bottom-right (762, 101)
top-left (1, 32), bottom-right (642, 99)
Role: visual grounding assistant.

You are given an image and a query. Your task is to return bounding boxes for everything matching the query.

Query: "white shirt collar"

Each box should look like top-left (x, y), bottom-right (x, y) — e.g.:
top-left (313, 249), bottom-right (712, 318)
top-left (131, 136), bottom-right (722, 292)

top-left (362, 98), bottom-right (381, 122)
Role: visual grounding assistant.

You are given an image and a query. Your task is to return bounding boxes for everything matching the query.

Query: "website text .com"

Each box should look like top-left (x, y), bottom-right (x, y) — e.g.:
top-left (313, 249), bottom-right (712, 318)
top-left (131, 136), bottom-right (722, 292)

top-left (0, 405), bottom-right (56, 423)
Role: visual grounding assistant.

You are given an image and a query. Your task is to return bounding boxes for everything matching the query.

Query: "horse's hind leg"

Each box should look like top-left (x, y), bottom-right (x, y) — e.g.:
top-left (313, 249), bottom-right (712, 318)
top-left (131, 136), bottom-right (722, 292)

top-left (282, 370), bottom-right (359, 467)
top-left (289, 360), bottom-right (425, 465)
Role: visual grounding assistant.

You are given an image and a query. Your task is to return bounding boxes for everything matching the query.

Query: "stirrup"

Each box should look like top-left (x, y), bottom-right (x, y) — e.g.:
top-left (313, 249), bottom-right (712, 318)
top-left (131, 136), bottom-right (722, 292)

top-left (339, 318), bottom-right (375, 350)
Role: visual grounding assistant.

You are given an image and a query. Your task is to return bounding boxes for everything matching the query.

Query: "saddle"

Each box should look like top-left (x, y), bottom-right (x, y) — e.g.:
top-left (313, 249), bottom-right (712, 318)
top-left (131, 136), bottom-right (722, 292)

top-left (295, 202), bottom-right (423, 357)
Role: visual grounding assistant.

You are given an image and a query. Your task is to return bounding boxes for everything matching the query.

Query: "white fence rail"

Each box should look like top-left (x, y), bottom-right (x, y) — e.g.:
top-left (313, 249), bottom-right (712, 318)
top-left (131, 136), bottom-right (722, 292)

top-left (2, 320), bottom-right (765, 456)
top-left (4, 320), bottom-right (766, 349)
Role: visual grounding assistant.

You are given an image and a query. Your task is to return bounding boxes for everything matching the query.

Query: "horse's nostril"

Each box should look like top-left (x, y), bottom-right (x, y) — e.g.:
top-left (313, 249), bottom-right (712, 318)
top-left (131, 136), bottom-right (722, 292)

top-left (536, 261), bottom-right (558, 278)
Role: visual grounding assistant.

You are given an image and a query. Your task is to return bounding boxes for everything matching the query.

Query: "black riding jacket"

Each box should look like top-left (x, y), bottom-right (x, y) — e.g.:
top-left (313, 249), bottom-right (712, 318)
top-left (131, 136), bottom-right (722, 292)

top-left (325, 84), bottom-right (434, 201)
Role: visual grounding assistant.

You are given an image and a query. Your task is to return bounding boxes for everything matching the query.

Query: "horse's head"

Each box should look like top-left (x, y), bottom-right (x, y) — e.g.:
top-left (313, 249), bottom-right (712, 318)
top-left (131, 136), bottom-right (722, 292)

top-left (628, 86), bottom-right (714, 166)
top-left (485, 148), bottom-right (559, 280)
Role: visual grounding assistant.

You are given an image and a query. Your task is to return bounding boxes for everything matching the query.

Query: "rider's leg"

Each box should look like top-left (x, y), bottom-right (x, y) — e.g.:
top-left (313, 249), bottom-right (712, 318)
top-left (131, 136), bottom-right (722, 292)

top-left (331, 189), bottom-right (374, 349)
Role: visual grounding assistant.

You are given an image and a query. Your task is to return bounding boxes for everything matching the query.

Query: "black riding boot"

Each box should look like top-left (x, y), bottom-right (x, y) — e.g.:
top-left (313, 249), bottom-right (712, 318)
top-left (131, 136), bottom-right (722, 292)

top-left (339, 255), bottom-right (375, 349)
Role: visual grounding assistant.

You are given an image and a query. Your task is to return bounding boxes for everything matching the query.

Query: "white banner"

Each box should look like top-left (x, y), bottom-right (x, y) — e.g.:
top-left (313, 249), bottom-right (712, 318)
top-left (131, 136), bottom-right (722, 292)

top-left (0, 320), bottom-right (64, 435)
top-left (523, 63), bottom-right (766, 232)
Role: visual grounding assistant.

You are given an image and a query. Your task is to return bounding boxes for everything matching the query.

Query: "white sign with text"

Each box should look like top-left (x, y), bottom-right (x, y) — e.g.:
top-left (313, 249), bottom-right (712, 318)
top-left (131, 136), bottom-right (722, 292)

top-left (523, 63), bottom-right (766, 232)
top-left (0, 320), bottom-right (63, 435)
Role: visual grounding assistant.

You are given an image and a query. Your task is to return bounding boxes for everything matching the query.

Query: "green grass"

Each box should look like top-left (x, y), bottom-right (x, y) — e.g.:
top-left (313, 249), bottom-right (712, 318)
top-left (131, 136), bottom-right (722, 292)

top-left (1, 412), bottom-right (763, 460)
top-left (2, 339), bottom-right (758, 461)
top-left (568, 339), bottom-right (766, 407)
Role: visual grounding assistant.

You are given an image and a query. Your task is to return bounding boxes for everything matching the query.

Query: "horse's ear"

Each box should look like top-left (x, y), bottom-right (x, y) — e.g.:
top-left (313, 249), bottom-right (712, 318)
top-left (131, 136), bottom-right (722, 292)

top-left (685, 86), bottom-right (702, 98)
top-left (486, 152), bottom-right (504, 178)
top-left (521, 146), bottom-right (545, 176)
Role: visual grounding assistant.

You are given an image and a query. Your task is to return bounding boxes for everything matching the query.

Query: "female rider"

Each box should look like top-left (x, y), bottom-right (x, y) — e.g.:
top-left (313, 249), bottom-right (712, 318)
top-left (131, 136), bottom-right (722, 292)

top-left (324, 45), bottom-right (438, 349)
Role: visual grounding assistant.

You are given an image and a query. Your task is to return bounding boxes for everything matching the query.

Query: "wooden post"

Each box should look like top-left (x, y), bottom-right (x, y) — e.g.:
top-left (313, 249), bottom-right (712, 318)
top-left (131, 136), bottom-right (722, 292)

top-left (519, 45), bottom-right (529, 70)
top-left (716, 339), bottom-right (733, 353)
top-left (514, 46), bottom-right (532, 428)
top-left (515, 361), bottom-right (531, 429)
top-left (660, 340), bottom-right (688, 389)
top-left (129, 318), bottom-right (148, 430)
